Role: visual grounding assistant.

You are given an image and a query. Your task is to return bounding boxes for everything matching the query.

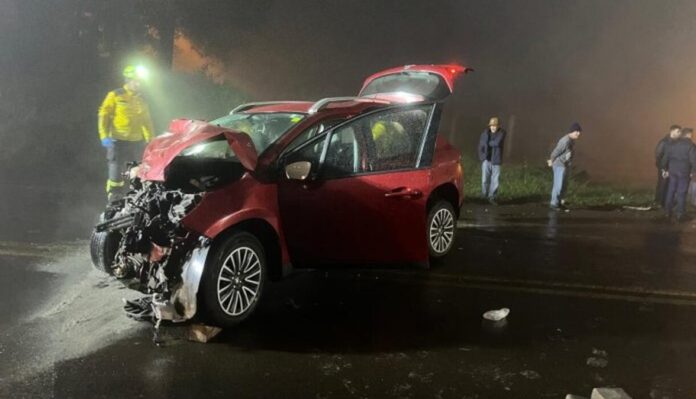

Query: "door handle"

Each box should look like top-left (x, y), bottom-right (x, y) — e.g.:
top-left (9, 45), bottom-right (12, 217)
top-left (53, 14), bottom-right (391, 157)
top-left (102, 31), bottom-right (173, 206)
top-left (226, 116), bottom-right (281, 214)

top-left (384, 187), bottom-right (422, 199)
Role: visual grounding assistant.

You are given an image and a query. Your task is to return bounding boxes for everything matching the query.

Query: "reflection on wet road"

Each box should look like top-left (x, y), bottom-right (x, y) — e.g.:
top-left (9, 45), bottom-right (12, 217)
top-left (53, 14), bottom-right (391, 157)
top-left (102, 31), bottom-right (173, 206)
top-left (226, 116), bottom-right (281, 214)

top-left (2, 204), bottom-right (696, 398)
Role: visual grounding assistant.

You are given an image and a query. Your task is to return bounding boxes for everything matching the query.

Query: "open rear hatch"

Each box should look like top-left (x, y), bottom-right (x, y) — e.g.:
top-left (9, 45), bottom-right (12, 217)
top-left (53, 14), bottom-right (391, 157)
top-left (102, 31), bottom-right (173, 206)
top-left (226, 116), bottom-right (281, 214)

top-left (359, 64), bottom-right (471, 102)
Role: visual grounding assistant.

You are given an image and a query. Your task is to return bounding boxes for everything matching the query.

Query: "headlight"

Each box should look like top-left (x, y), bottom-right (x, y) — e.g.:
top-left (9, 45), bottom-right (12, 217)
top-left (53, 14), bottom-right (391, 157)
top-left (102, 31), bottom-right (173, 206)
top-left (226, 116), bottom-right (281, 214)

top-left (129, 165), bottom-right (140, 180)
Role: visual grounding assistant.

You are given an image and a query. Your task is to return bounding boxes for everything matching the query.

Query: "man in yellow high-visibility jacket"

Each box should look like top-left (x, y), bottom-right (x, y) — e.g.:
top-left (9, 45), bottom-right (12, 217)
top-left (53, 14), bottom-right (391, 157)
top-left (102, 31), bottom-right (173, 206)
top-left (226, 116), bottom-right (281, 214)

top-left (98, 65), bottom-right (154, 198)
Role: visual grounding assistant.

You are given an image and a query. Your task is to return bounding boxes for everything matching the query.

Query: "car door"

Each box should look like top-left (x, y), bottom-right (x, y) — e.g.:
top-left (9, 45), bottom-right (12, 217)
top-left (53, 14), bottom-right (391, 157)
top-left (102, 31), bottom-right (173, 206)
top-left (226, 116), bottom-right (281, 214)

top-left (277, 103), bottom-right (442, 267)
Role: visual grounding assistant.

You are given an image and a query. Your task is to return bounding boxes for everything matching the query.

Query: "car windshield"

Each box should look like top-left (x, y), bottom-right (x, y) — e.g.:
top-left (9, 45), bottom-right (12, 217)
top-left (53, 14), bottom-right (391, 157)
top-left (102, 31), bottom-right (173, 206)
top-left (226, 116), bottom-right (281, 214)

top-left (180, 112), bottom-right (304, 159)
top-left (361, 72), bottom-right (449, 99)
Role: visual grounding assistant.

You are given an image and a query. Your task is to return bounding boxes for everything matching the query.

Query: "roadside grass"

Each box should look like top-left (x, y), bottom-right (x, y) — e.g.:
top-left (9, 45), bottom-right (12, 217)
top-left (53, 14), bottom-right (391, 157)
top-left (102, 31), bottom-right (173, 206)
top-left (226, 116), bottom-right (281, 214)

top-left (461, 157), bottom-right (653, 208)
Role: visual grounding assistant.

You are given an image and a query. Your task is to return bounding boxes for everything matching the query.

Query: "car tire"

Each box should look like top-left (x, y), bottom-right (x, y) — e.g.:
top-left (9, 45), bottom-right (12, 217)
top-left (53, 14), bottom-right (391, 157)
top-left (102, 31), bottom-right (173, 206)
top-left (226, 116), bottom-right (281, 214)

top-left (90, 229), bottom-right (121, 275)
top-left (427, 200), bottom-right (457, 259)
top-left (201, 231), bottom-right (267, 328)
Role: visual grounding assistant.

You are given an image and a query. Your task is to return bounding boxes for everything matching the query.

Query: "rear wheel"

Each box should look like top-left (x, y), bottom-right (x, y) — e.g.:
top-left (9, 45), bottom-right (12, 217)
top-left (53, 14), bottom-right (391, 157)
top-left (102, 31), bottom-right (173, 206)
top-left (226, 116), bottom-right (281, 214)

top-left (427, 201), bottom-right (456, 259)
top-left (201, 231), bottom-right (266, 328)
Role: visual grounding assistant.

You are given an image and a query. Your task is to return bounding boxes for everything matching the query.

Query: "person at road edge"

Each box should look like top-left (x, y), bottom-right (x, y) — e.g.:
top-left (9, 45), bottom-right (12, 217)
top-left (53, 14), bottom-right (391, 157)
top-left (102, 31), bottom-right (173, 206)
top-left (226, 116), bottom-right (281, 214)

top-left (478, 116), bottom-right (507, 205)
top-left (547, 122), bottom-right (582, 210)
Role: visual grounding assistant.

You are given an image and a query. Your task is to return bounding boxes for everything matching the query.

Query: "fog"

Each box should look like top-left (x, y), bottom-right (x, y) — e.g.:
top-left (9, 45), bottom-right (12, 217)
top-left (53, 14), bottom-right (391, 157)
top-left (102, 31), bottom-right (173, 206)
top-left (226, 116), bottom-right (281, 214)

top-left (2, 0), bottom-right (695, 199)
top-left (179, 0), bottom-right (696, 183)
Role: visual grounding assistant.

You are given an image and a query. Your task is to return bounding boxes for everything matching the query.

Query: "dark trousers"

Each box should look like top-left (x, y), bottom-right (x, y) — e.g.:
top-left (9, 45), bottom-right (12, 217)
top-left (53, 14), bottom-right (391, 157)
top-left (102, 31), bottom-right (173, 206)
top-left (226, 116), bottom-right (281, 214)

top-left (655, 169), bottom-right (669, 205)
top-left (665, 173), bottom-right (690, 217)
top-left (106, 140), bottom-right (144, 193)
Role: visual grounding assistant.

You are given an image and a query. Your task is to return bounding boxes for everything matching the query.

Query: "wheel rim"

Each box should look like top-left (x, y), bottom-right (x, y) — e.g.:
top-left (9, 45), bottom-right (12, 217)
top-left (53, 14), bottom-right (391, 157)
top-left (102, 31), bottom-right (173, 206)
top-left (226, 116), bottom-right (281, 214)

top-left (429, 208), bottom-right (455, 254)
top-left (216, 246), bottom-right (262, 316)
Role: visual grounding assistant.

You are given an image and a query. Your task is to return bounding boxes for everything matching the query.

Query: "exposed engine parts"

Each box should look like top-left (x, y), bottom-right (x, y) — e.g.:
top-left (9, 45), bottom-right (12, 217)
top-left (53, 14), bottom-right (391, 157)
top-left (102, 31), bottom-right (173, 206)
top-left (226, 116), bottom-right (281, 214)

top-left (91, 177), bottom-right (208, 322)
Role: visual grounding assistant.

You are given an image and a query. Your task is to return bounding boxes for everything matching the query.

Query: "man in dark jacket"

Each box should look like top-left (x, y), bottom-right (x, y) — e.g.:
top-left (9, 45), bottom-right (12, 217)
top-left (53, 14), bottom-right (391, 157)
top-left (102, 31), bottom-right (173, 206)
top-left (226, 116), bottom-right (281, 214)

top-left (547, 122), bottom-right (582, 210)
top-left (478, 116), bottom-right (507, 205)
top-left (682, 128), bottom-right (696, 207)
top-left (654, 125), bottom-right (682, 206)
top-left (661, 129), bottom-right (696, 221)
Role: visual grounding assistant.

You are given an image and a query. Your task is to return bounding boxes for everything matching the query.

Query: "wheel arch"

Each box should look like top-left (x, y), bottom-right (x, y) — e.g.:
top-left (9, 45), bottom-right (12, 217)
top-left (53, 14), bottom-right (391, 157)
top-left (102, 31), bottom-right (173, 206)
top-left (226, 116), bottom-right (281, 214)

top-left (209, 218), bottom-right (284, 281)
top-left (427, 183), bottom-right (460, 218)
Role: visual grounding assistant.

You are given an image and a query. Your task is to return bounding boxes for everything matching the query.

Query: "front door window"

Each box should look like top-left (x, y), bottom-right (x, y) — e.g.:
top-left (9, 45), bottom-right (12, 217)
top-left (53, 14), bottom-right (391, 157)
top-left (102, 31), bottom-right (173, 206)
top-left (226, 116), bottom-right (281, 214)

top-left (319, 104), bottom-right (433, 178)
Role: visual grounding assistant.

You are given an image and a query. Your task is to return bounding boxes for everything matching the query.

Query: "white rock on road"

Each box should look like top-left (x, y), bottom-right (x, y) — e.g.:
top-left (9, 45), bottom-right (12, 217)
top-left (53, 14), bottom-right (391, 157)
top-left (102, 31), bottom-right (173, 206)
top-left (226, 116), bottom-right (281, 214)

top-left (591, 387), bottom-right (632, 399)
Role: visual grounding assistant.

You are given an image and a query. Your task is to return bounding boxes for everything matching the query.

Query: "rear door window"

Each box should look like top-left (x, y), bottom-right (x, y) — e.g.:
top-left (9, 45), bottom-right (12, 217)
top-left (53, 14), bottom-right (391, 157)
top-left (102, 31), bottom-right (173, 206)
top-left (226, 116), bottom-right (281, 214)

top-left (366, 106), bottom-right (431, 171)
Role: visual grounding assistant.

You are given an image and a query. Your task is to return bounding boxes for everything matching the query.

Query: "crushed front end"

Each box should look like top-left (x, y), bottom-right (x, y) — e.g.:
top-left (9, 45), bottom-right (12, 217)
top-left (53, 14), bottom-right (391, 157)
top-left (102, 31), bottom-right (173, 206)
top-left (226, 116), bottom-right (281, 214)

top-left (90, 173), bottom-right (208, 323)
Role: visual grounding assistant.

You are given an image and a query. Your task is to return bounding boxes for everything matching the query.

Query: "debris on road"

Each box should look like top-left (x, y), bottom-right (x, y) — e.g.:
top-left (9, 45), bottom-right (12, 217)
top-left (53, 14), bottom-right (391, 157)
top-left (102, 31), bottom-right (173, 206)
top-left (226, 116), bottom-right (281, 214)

top-left (123, 296), bottom-right (154, 321)
top-left (591, 387), bottom-right (632, 399)
top-left (622, 206), bottom-right (652, 211)
top-left (519, 370), bottom-right (540, 380)
top-left (186, 324), bottom-right (223, 343)
top-left (586, 357), bottom-right (608, 368)
top-left (566, 387), bottom-right (632, 399)
top-left (591, 348), bottom-right (608, 357)
top-left (586, 347), bottom-right (609, 368)
top-left (482, 307), bottom-right (510, 321)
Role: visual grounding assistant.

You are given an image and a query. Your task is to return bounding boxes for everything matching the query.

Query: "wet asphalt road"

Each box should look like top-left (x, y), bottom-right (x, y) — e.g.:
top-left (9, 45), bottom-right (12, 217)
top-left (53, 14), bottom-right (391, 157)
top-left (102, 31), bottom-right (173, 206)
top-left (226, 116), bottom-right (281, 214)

top-left (1, 185), bottom-right (696, 398)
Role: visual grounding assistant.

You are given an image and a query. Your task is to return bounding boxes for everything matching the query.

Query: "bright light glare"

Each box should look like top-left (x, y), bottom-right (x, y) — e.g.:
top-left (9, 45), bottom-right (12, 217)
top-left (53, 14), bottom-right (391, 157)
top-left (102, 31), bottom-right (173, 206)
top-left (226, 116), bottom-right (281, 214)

top-left (135, 65), bottom-right (150, 80)
top-left (391, 91), bottom-right (423, 103)
top-left (185, 143), bottom-right (206, 155)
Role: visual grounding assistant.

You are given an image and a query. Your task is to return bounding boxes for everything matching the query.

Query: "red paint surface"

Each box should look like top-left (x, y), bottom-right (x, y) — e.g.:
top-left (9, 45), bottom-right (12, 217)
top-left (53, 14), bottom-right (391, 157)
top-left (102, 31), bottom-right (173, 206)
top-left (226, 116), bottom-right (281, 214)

top-left (138, 119), bottom-right (258, 181)
top-left (139, 66), bottom-right (469, 269)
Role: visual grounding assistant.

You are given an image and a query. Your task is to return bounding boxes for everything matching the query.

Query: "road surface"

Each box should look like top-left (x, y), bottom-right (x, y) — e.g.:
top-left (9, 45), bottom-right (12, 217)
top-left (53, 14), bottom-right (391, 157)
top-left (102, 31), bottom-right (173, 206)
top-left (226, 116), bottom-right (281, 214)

top-left (1, 187), bottom-right (695, 398)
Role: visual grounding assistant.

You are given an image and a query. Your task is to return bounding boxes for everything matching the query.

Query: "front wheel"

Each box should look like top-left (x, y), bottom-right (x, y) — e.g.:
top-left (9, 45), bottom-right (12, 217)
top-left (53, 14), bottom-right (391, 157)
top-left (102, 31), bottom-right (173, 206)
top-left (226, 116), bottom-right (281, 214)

top-left (90, 230), bottom-right (121, 275)
top-left (427, 201), bottom-right (457, 259)
top-left (201, 231), bottom-right (267, 328)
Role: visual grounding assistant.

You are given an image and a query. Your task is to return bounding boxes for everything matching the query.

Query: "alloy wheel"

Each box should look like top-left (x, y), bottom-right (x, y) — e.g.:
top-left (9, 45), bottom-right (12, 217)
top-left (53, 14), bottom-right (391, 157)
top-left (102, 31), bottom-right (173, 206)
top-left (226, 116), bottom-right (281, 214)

top-left (429, 207), bottom-right (455, 254)
top-left (216, 246), bottom-right (262, 316)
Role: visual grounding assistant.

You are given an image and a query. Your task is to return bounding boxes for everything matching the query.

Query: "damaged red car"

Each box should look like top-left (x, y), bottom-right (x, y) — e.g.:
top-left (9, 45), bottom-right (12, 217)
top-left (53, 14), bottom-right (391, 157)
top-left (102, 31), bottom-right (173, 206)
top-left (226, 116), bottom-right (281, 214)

top-left (90, 64), bottom-right (470, 327)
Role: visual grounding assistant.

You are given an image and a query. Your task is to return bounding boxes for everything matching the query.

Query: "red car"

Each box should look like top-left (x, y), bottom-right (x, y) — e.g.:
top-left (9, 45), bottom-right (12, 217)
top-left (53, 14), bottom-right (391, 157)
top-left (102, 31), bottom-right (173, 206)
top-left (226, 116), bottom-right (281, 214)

top-left (91, 64), bottom-right (469, 327)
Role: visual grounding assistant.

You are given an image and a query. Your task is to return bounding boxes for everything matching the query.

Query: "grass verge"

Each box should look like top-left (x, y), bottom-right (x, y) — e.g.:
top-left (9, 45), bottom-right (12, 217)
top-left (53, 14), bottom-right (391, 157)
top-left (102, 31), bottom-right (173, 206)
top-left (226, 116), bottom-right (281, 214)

top-left (462, 157), bottom-right (653, 208)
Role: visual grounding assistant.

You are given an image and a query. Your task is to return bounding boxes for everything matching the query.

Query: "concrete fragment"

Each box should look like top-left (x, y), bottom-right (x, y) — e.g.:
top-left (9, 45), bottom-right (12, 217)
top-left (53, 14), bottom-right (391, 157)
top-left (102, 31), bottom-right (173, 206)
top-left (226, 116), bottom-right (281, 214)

top-left (186, 324), bottom-right (222, 343)
top-left (482, 307), bottom-right (509, 321)
top-left (591, 387), bottom-right (632, 399)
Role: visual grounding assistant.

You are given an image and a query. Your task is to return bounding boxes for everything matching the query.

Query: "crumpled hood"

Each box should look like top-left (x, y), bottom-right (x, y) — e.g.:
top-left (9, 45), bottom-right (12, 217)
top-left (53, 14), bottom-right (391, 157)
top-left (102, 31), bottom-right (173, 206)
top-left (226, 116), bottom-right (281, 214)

top-left (138, 119), bottom-right (258, 181)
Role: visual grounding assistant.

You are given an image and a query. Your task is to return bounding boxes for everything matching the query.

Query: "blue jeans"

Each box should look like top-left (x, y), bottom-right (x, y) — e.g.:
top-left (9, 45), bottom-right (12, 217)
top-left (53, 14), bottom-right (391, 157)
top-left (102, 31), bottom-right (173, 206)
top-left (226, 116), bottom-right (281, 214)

top-left (550, 165), bottom-right (567, 207)
top-left (481, 160), bottom-right (501, 199)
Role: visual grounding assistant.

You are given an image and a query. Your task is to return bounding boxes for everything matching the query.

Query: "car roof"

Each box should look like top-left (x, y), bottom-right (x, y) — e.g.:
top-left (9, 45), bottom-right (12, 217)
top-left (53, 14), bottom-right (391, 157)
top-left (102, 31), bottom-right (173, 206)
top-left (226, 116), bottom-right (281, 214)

top-left (235, 97), bottom-right (395, 116)
top-left (241, 102), bottom-right (314, 114)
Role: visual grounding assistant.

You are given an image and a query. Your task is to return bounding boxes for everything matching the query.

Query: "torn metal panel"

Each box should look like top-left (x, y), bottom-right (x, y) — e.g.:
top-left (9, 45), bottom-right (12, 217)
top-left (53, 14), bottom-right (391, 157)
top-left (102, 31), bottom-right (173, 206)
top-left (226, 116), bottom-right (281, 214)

top-left (153, 239), bottom-right (211, 322)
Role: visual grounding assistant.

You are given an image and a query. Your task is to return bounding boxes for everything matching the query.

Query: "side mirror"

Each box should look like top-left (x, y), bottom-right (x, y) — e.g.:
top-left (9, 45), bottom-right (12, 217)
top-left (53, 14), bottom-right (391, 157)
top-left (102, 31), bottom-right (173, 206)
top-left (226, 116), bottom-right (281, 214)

top-left (285, 161), bottom-right (312, 181)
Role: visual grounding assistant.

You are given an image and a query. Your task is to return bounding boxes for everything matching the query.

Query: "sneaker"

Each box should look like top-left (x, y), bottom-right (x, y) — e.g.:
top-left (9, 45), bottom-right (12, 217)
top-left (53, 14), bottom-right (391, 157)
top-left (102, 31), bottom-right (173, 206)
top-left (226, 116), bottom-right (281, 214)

top-left (488, 198), bottom-right (498, 206)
